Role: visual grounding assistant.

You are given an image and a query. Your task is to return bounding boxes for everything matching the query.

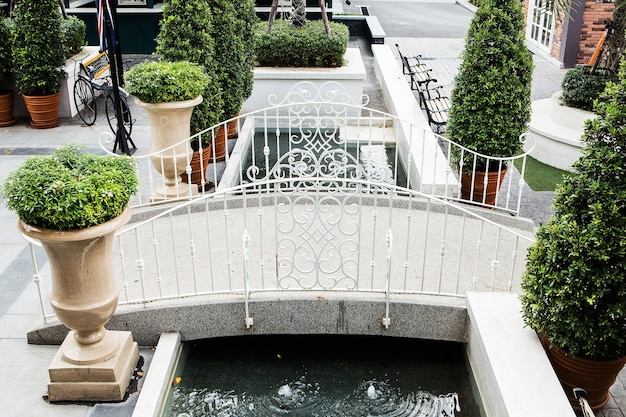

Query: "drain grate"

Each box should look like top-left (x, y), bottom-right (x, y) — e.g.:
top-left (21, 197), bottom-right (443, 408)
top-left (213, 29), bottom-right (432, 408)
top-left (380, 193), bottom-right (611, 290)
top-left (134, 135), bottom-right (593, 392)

top-left (356, 5), bottom-right (370, 15)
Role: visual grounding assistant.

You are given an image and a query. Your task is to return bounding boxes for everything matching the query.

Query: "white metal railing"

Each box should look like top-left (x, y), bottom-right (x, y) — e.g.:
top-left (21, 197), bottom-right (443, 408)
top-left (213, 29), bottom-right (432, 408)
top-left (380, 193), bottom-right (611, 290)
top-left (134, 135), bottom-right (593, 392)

top-left (28, 81), bottom-right (538, 324)
top-left (29, 178), bottom-right (535, 325)
top-left (100, 81), bottom-right (535, 216)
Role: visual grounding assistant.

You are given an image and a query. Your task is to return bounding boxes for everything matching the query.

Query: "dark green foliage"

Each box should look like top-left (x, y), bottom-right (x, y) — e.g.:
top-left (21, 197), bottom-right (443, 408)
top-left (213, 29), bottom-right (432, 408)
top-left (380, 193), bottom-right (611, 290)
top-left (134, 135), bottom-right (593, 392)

top-left (60, 16), bottom-right (86, 59)
top-left (446, 0), bottom-right (533, 171)
top-left (233, 0), bottom-right (258, 110)
top-left (253, 19), bottom-right (349, 67)
top-left (521, 59), bottom-right (626, 360)
top-left (207, 0), bottom-right (256, 120)
top-left (2, 144), bottom-right (138, 230)
top-left (0, 17), bottom-right (12, 88)
top-left (11, 0), bottom-right (65, 95)
top-left (561, 65), bottom-right (618, 112)
top-left (155, 0), bottom-right (222, 136)
top-left (124, 60), bottom-right (210, 104)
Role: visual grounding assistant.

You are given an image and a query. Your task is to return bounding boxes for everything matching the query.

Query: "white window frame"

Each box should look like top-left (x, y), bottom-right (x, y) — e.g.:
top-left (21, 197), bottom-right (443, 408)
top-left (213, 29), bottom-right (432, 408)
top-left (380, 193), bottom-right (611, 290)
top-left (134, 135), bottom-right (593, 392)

top-left (526, 0), bottom-right (556, 53)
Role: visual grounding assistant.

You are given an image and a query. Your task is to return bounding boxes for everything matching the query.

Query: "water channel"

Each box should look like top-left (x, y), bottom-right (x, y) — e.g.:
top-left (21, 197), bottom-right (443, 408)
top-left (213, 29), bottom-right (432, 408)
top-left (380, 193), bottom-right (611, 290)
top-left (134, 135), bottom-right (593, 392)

top-left (164, 335), bottom-right (482, 417)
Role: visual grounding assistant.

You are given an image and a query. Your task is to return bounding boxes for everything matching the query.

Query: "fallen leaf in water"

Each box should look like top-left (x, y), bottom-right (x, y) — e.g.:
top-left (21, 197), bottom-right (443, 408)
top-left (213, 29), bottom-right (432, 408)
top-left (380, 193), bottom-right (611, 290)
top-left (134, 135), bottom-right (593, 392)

top-left (173, 376), bottom-right (182, 385)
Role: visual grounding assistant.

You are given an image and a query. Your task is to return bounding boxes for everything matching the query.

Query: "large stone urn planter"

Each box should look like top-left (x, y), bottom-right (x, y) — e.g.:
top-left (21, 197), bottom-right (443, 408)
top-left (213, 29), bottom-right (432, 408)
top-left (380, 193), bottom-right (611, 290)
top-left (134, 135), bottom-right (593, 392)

top-left (137, 95), bottom-right (203, 200)
top-left (19, 208), bottom-right (139, 401)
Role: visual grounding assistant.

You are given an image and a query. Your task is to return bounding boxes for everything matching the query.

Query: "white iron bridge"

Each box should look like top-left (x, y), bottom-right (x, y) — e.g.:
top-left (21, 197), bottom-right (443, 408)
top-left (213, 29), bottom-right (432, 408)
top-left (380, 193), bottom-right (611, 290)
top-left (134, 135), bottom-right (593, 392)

top-left (27, 82), bottom-right (537, 331)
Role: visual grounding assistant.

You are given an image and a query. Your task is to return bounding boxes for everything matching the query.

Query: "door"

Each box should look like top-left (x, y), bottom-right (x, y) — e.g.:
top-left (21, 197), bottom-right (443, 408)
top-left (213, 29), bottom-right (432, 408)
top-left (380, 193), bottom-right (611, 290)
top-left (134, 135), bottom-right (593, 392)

top-left (526, 0), bottom-right (556, 52)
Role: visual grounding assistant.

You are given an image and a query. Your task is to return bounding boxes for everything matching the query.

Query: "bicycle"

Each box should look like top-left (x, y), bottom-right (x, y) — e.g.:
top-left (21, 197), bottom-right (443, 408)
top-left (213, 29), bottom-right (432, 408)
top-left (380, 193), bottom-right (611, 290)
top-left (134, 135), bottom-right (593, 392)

top-left (72, 51), bottom-right (133, 137)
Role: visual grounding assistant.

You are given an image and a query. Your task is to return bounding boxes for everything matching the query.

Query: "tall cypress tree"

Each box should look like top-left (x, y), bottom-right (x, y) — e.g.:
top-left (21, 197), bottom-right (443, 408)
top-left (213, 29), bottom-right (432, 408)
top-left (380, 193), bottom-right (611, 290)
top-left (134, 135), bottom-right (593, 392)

top-left (155, 0), bottom-right (223, 139)
top-left (446, 0), bottom-right (533, 171)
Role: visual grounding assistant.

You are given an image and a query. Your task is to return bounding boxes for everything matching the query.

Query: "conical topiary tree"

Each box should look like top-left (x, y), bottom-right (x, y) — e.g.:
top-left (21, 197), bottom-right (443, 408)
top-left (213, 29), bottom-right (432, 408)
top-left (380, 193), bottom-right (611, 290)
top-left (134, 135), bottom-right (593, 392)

top-left (446, 0), bottom-right (533, 173)
top-left (155, 0), bottom-right (222, 140)
top-left (206, 0), bottom-right (256, 123)
top-left (11, 0), bottom-right (65, 96)
top-left (234, 0), bottom-right (257, 109)
top-left (520, 56), bottom-right (626, 409)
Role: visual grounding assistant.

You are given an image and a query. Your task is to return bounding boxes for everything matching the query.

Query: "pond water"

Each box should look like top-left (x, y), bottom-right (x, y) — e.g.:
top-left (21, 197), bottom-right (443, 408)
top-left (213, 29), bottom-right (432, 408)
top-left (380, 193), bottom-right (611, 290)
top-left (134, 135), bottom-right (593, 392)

top-left (164, 335), bottom-right (482, 417)
top-left (241, 131), bottom-right (408, 188)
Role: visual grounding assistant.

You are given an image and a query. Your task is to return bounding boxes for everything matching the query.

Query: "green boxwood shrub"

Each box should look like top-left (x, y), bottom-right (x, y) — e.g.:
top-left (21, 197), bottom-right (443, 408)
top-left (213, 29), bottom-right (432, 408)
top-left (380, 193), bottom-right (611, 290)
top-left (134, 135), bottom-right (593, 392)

top-left (0, 17), bottom-right (12, 88)
top-left (124, 60), bottom-right (210, 104)
top-left (206, 0), bottom-right (256, 120)
top-left (155, 0), bottom-right (222, 137)
top-left (560, 65), bottom-right (618, 111)
top-left (11, 0), bottom-right (65, 95)
top-left (446, 0), bottom-right (533, 172)
top-left (60, 16), bottom-right (86, 59)
top-left (253, 19), bottom-right (349, 67)
top-left (521, 59), bottom-right (626, 360)
top-left (2, 144), bottom-right (138, 230)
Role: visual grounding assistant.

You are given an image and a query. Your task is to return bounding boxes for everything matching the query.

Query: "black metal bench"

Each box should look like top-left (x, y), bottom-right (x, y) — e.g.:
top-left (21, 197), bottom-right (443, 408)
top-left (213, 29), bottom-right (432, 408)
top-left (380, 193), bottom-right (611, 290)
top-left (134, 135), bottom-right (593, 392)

top-left (421, 86), bottom-right (450, 134)
top-left (395, 43), bottom-right (436, 92)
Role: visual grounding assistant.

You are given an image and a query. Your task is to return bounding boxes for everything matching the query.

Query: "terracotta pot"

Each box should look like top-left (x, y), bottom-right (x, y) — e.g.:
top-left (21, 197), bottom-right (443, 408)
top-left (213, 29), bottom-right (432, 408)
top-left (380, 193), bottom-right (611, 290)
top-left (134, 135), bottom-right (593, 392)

top-left (460, 167), bottom-right (508, 206)
top-left (18, 208), bottom-right (131, 365)
top-left (181, 145), bottom-right (212, 189)
top-left (22, 91), bottom-right (61, 129)
top-left (213, 124), bottom-right (228, 161)
top-left (227, 112), bottom-right (240, 139)
top-left (136, 95), bottom-right (203, 200)
top-left (0, 89), bottom-right (15, 127)
top-left (543, 336), bottom-right (626, 410)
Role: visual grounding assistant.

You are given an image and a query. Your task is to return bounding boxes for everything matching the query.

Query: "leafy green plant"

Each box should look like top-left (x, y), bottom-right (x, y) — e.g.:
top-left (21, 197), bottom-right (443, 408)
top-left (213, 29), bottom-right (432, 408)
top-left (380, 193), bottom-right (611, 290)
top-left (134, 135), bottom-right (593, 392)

top-left (209, 0), bottom-right (257, 120)
top-left (155, 0), bottom-right (222, 138)
top-left (2, 144), bottom-right (138, 230)
top-left (124, 60), bottom-right (210, 104)
top-left (253, 19), bottom-right (349, 67)
top-left (60, 15), bottom-right (86, 59)
top-left (521, 58), bottom-right (626, 360)
top-left (446, 0), bottom-right (533, 172)
top-left (0, 17), bottom-right (12, 88)
top-left (513, 156), bottom-right (568, 192)
top-left (11, 0), bottom-right (65, 95)
top-left (560, 65), bottom-right (618, 112)
top-left (235, 0), bottom-right (258, 104)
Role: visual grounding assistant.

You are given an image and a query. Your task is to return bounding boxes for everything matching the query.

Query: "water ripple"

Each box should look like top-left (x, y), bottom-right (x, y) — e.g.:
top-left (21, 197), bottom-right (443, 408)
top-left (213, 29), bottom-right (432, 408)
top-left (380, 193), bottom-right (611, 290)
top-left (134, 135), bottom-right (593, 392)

top-left (169, 376), bottom-right (460, 417)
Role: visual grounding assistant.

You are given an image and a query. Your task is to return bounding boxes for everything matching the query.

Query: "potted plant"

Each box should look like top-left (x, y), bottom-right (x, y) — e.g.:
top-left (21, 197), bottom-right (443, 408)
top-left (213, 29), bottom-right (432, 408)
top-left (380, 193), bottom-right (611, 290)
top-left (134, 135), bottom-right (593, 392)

top-left (155, 0), bottom-right (222, 189)
top-left (0, 16), bottom-right (15, 127)
top-left (446, 0), bottom-right (533, 205)
top-left (11, 0), bottom-right (65, 129)
top-left (520, 58), bottom-right (626, 411)
top-left (124, 59), bottom-right (210, 200)
top-left (1, 144), bottom-right (140, 401)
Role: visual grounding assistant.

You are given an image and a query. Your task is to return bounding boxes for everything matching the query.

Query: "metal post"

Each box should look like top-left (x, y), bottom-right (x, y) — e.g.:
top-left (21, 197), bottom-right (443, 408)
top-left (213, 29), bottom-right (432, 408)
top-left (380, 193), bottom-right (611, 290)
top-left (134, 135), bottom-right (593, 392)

top-left (102, 0), bottom-right (136, 155)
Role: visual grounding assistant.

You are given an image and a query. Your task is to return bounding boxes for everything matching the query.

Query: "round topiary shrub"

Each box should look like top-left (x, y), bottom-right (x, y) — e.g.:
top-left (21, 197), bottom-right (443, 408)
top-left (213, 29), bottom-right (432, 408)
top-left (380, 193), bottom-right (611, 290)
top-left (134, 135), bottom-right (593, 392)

top-left (2, 144), bottom-right (138, 230)
top-left (60, 16), bottom-right (86, 59)
top-left (560, 65), bottom-right (618, 111)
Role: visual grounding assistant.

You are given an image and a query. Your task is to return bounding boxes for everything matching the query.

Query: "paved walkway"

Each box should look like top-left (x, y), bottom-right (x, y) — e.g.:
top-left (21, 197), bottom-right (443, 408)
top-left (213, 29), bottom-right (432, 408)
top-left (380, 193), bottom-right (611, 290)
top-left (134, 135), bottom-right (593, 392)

top-left (2, 2), bottom-right (622, 417)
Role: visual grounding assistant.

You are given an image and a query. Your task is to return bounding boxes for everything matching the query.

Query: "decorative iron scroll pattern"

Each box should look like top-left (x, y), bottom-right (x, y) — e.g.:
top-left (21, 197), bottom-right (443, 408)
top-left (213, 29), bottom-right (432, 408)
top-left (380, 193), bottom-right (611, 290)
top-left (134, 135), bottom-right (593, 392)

top-left (275, 193), bottom-right (361, 290)
top-left (246, 81), bottom-right (379, 186)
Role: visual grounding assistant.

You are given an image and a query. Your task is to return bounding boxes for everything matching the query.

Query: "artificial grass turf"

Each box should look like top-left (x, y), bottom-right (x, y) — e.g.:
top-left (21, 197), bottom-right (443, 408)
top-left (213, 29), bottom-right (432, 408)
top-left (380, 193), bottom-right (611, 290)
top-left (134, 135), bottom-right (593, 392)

top-left (514, 155), bottom-right (569, 192)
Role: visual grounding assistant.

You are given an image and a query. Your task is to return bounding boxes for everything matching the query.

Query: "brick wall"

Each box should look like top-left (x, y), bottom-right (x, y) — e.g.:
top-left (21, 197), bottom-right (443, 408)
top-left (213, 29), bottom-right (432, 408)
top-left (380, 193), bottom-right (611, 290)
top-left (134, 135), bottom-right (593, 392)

top-left (578, 0), bottom-right (614, 64)
top-left (522, 0), bottom-right (614, 66)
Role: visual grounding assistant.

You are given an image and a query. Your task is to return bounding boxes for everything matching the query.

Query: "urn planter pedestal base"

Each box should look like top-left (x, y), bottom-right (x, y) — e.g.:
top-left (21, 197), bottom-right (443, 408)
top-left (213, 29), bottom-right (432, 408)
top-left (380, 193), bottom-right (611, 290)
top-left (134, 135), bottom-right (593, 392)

top-left (48, 330), bottom-right (139, 402)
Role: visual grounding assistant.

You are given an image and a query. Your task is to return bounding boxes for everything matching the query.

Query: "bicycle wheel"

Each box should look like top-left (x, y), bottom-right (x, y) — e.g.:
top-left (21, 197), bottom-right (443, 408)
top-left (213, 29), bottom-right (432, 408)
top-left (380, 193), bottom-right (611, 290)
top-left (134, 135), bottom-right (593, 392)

top-left (73, 77), bottom-right (97, 126)
top-left (105, 93), bottom-right (133, 137)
